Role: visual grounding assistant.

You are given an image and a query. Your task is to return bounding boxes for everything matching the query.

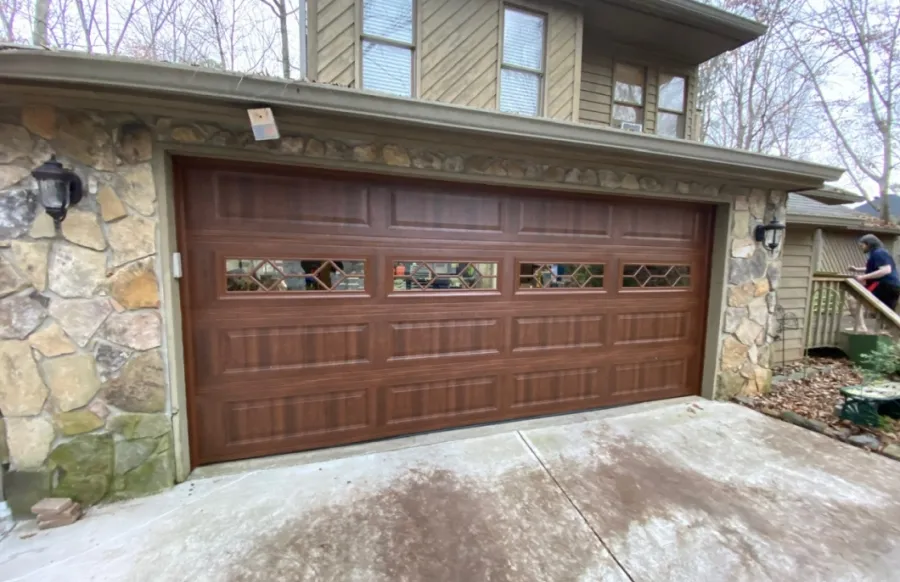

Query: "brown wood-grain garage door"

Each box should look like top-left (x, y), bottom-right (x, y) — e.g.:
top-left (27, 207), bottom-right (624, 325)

top-left (176, 158), bottom-right (714, 465)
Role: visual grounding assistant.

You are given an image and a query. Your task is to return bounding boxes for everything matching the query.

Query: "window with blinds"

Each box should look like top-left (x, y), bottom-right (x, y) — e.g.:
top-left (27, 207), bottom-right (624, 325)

top-left (658, 74), bottom-right (687, 138)
top-left (499, 6), bottom-right (546, 116)
top-left (361, 0), bottom-right (415, 97)
top-left (612, 63), bottom-right (646, 128)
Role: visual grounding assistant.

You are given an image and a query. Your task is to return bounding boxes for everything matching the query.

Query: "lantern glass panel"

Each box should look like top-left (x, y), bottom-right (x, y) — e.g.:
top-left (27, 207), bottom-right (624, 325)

top-left (37, 178), bottom-right (66, 212)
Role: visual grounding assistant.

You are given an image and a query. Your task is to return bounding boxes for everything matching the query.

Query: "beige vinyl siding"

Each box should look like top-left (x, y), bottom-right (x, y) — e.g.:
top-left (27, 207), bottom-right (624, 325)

top-left (776, 226), bottom-right (817, 364)
top-left (684, 73), bottom-right (699, 141)
top-left (544, 5), bottom-right (579, 121)
top-left (316, 0), bottom-right (357, 86)
top-left (579, 44), bottom-right (613, 126)
top-left (643, 67), bottom-right (658, 133)
top-left (419, 0), bottom-right (500, 109)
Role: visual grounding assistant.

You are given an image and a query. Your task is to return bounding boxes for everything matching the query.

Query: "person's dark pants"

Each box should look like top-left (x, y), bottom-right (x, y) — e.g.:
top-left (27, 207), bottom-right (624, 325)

top-left (872, 282), bottom-right (900, 310)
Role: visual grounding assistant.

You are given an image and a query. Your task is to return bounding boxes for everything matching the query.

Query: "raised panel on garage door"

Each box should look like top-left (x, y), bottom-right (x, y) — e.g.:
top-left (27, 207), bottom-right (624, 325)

top-left (176, 159), bottom-right (713, 465)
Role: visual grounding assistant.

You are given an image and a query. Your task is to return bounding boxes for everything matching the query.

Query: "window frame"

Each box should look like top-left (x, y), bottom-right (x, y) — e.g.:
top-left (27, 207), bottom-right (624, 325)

top-left (611, 62), bottom-right (647, 129)
top-left (358, 0), bottom-right (418, 98)
top-left (498, 3), bottom-right (548, 117)
top-left (656, 73), bottom-right (689, 138)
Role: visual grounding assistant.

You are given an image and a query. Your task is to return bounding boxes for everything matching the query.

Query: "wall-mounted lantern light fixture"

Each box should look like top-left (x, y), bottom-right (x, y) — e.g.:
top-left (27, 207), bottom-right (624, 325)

top-left (31, 156), bottom-right (83, 224)
top-left (754, 218), bottom-right (786, 253)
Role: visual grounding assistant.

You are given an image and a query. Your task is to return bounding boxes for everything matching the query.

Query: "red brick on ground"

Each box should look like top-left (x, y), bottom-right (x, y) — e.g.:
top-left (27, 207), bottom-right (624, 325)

top-left (34, 501), bottom-right (82, 530)
top-left (31, 498), bottom-right (74, 516)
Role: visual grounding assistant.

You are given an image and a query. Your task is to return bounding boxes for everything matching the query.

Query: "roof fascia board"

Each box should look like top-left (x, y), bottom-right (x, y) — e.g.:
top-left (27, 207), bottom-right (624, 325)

top-left (788, 214), bottom-right (900, 234)
top-left (605, 0), bottom-right (767, 41)
top-left (797, 189), bottom-right (864, 205)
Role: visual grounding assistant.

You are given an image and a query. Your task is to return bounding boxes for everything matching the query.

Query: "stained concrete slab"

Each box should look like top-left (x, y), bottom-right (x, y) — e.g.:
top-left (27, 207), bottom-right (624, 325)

top-left (3, 399), bottom-right (900, 581)
top-left (524, 400), bottom-right (900, 582)
top-left (0, 473), bottom-right (246, 579)
top-left (0, 432), bottom-right (628, 582)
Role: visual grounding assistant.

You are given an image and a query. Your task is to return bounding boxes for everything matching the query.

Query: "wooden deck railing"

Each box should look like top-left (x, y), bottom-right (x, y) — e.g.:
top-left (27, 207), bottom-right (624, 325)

top-left (807, 276), bottom-right (900, 349)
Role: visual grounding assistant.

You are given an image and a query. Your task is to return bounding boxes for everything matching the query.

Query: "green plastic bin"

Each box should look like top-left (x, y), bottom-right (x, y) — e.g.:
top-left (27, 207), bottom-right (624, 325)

top-left (845, 333), bottom-right (893, 367)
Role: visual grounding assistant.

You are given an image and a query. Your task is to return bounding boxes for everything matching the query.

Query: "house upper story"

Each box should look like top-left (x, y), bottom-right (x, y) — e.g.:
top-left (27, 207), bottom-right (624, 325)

top-left (305, 0), bottom-right (765, 141)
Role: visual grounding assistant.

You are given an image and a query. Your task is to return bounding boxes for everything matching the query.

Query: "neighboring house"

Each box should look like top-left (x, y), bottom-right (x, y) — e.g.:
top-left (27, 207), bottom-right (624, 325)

top-left (0, 0), bottom-right (842, 514)
top-left (777, 190), bottom-right (900, 364)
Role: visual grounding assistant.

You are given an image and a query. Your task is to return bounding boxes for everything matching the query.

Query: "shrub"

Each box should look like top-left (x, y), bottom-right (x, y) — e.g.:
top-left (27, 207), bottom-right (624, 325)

top-left (858, 340), bottom-right (900, 380)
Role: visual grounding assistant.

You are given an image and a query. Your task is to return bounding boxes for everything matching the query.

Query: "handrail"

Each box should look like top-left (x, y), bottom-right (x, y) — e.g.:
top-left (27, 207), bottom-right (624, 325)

top-left (805, 277), bottom-right (900, 353)
top-left (843, 278), bottom-right (900, 329)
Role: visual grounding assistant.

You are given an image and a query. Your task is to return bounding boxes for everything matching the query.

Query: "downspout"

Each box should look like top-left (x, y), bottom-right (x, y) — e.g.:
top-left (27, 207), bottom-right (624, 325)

top-left (299, 0), bottom-right (308, 79)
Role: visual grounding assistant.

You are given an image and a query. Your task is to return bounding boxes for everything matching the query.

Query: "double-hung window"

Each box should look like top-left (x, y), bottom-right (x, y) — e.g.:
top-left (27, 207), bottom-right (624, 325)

top-left (657, 74), bottom-right (687, 138)
top-left (612, 63), bottom-right (646, 129)
top-left (499, 6), bottom-right (546, 116)
top-left (361, 0), bottom-right (415, 97)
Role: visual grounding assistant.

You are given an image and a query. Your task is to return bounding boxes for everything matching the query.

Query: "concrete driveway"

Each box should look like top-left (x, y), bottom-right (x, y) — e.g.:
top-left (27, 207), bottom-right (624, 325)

top-left (3, 399), bottom-right (900, 581)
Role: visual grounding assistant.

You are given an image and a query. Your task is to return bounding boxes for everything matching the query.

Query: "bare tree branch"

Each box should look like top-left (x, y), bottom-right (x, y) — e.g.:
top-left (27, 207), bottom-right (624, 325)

top-left (787, 0), bottom-right (899, 221)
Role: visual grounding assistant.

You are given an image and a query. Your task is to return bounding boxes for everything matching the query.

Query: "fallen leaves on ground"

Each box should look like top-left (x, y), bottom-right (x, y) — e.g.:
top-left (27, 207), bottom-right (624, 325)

top-left (739, 358), bottom-right (900, 443)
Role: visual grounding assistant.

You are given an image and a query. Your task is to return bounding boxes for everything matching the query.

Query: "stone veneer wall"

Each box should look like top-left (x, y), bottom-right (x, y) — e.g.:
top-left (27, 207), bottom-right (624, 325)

top-left (0, 101), bottom-right (785, 514)
top-left (0, 106), bottom-right (170, 516)
top-left (718, 191), bottom-right (786, 399)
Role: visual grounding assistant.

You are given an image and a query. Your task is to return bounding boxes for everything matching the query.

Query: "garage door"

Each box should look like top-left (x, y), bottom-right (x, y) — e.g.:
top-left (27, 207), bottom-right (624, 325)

top-left (177, 159), bottom-right (714, 465)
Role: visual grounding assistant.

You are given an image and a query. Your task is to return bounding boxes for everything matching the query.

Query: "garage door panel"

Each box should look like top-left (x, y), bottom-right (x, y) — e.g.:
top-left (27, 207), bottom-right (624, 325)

top-left (516, 196), bottom-right (613, 239)
top-left (510, 365), bottom-right (611, 412)
top-left (612, 310), bottom-right (694, 346)
top-left (615, 202), bottom-right (708, 247)
top-left (610, 356), bottom-right (694, 400)
top-left (511, 313), bottom-right (608, 352)
top-left (223, 389), bottom-right (371, 445)
top-left (195, 388), bottom-right (376, 460)
top-left (382, 375), bottom-right (503, 428)
top-left (178, 161), bottom-right (713, 465)
top-left (388, 188), bottom-right (505, 233)
top-left (217, 322), bottom-right (372, 374)
top-left (185, 170), bottom-right (374, 234)
top-left (189, 319), bottom-right (377, 390)
top-left (386, 317), bottom-right (504, 362)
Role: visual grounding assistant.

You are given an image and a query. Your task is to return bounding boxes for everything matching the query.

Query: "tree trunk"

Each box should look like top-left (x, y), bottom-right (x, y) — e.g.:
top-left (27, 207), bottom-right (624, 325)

top-left (32, 0), bottom-right (50, 45)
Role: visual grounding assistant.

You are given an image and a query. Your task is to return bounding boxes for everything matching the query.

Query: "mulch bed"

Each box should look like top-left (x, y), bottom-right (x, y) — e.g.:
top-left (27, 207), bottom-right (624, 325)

top-left (736, 357), bottom-right (900, 445)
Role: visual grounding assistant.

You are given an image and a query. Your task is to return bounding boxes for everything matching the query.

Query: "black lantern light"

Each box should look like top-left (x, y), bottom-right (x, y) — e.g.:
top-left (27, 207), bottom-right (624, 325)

top-left (31, 156), bottom-right (83, 224)
top-left (754, 218), bottom-right (786, 253)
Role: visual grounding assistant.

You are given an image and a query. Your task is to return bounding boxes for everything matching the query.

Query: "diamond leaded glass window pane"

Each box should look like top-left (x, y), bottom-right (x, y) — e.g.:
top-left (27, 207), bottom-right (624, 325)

top-left (225, 259), bottom-right (366, 293)
top-left (622, 264), bottom-right (690, 289)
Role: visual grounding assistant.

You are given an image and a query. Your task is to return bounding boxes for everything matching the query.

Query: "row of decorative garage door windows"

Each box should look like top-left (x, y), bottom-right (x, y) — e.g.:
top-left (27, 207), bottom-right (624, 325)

top-left (224, 260), bottom-right (692, 293)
